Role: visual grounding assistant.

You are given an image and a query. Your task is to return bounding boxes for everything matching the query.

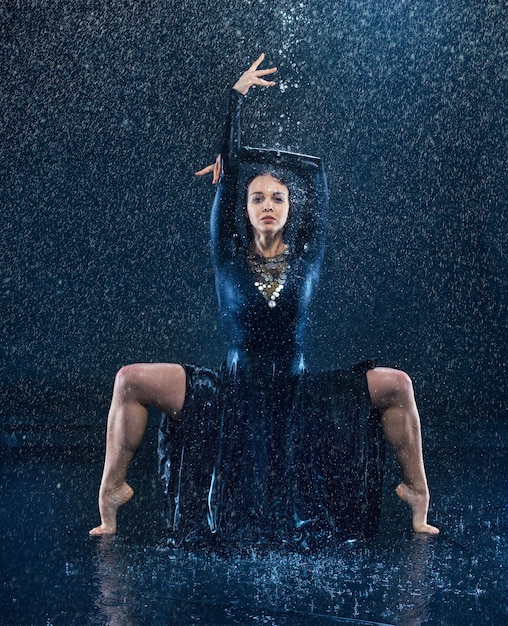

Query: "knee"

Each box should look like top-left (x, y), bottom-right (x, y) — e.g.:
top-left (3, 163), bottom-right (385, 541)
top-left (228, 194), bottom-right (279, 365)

top-left (113, 364), bottom-right (142, 399)
top-left (368, 367), bottom-right (415, 408)
top-left (387, 369), bottom-right (414, 398)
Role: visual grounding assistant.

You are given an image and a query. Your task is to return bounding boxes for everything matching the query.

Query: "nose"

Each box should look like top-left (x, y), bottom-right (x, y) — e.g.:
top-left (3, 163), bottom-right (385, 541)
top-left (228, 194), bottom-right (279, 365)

top-left (262, 201), bottom-right (273, 212)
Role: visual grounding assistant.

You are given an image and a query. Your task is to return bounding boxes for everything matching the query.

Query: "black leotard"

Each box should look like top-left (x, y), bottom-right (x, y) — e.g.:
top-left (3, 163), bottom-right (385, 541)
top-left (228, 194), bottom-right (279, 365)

top-left (158, 90), bottom-right (384, 550)
top-left (211, 89), bottom-right (329, 376)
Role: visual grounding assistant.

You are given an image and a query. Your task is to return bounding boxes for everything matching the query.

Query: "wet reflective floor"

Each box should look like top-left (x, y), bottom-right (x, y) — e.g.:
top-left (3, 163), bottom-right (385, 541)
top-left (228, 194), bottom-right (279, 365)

top-left (1, 421), bottom-right (506, 625)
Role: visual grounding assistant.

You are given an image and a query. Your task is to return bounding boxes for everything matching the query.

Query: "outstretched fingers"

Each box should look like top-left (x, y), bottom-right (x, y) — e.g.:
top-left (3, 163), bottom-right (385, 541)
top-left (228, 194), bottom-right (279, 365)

top-left (234, 53), bottom-right (277, 95)
top-left (247, 63), bottom-right (278, 88)
top-left (248, 52), bottom-right (276, 74)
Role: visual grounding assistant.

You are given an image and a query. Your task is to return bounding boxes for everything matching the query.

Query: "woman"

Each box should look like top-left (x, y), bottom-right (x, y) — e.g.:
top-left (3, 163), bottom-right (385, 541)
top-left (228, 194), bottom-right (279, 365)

top-left (90, 55), bottom-right (439, 542)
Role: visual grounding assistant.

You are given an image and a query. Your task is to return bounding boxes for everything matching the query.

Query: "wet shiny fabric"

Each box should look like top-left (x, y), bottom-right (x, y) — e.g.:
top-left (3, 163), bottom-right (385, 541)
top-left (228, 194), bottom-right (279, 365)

top-left (158, 360), bottom-right (385, 550)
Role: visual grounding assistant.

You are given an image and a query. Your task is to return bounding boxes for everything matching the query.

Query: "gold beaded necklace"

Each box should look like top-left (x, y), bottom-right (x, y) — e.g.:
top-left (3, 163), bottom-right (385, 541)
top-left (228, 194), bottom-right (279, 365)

top-left (247, 248), bottom-right (291, 308)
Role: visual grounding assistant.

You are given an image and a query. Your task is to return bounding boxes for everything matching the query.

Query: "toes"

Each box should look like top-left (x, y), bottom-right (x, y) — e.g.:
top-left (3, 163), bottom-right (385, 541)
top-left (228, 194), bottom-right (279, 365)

top-left (89, 524), bottom-right (116, 536)
top-left (415, 523), bottom-right (440, 535)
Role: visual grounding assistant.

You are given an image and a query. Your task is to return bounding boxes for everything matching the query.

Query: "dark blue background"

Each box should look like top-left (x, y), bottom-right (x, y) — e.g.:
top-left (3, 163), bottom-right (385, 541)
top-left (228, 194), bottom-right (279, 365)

top-left (2, 0), bottom-right (506, 433)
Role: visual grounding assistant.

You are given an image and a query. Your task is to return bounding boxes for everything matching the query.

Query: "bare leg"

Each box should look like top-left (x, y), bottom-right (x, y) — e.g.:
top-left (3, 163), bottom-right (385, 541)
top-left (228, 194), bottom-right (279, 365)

top-left (89, 363), bottom-right (186, 536)
top-left (367, 367), bottom-right (439, 534)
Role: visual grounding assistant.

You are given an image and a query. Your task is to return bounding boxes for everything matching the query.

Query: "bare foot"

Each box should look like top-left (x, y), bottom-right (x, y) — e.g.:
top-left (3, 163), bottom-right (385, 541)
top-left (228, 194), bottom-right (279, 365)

top-left (89, 482), bottom-right (134, 536)
top-left (396, 482), bottom-right (440, 534)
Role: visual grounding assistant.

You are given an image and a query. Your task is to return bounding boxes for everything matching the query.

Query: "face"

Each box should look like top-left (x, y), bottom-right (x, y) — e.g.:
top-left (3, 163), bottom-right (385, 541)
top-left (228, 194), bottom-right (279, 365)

top-left (246, 175), bottom-right (290, 237)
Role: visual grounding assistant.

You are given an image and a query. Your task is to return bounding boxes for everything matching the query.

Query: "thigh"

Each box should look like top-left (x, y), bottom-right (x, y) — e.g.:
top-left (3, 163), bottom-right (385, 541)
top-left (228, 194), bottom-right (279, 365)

top-left (118, 363), bottom-right (186, 415)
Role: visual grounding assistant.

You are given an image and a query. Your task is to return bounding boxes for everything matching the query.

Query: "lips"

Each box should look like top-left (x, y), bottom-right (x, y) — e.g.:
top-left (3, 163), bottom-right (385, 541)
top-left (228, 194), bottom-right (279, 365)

top-left (261, 216), bottom-right (276, 222)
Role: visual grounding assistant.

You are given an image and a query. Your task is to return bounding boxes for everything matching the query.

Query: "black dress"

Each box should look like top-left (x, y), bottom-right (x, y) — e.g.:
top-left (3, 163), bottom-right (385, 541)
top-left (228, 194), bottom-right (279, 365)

top-left (158, 90), bottom-right (384, 549)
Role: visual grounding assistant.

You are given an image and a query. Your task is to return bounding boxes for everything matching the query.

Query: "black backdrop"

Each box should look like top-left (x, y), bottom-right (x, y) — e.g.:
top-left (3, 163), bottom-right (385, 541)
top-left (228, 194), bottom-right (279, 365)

top-left (2, 0), bottom-right (506, 433)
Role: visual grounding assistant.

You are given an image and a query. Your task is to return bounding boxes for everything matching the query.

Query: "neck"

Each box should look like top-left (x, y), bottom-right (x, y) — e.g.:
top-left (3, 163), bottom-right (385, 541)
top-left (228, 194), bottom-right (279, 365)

top-left (251, 233), bottom-right (287, 258)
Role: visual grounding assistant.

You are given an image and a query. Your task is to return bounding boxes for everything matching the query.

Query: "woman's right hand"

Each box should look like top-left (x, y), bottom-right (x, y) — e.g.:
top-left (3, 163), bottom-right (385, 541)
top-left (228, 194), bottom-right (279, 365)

top-left (233, 53), bottom-right (277, 95)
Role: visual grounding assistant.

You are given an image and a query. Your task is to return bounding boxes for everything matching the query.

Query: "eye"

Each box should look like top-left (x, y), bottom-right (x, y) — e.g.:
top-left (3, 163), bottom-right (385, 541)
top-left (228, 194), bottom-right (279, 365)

top-left (251, 196), bottom-right (263, 203)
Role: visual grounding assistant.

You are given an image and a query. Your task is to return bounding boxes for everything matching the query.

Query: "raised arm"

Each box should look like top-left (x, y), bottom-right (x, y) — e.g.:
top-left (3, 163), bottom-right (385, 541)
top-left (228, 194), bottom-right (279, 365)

top-left (195, 53), bottom-right (277, 182)
top-left (201, 55), bottom-right (277, 266)
top-left (224, 53), bottom-right (277, 174)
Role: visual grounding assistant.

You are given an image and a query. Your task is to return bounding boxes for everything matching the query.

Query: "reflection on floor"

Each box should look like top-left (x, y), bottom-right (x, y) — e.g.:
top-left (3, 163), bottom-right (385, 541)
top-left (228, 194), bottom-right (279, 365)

top-left (0, 420), bottom-right (506, 625)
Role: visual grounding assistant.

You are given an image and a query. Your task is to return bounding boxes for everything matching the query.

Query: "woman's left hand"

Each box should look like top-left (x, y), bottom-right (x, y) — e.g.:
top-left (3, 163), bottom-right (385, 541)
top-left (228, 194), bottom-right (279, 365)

top-left (195, 154), bottom-right (222, 184)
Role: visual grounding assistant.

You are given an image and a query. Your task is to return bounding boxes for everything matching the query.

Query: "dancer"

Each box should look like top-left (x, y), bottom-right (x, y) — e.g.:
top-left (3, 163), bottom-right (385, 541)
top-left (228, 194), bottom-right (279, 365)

top-left (90, 54), bottom-right (438, 540)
